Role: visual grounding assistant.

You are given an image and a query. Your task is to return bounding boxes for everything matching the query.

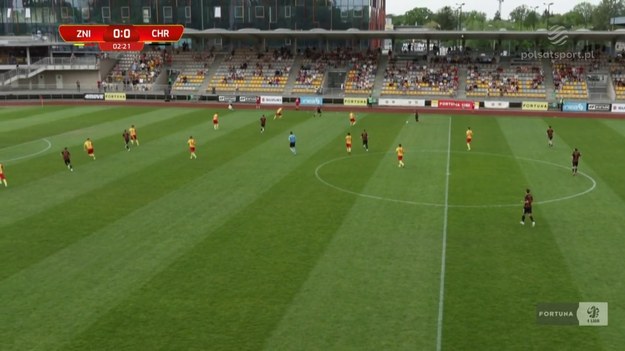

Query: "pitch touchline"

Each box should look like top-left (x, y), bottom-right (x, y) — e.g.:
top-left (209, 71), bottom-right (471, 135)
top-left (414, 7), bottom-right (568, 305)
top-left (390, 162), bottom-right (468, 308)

top-left (0, 138), bottom-right (52, 163)
top-left (314, 150), bottom-right (597, 208)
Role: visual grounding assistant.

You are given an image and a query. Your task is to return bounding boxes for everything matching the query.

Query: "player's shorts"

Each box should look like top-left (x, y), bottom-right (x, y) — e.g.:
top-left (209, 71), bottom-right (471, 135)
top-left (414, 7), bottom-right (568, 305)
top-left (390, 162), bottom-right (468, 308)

top-left (523, 207), bottom-right (532, 214)
top-left (289, 142), bottom-right (295, 148)
top-left (64, 159), bottom-right (71, 165)
top-left (362, 140), bottom-right (368, 145)
top-left (397, 155), bottom-right (403, 161)
top-left (548, 135), bottom-right (553, 140)
top-left (124, 138), bottom-right (130, 143)
top-left (131, 135), bottom-right (137, 140)
top-left (350, 118), bottom-right (356, 122)
top-left (0, 174), bottom-right (5, 180)
top-left (213, 120), bottom-right (218, 124)
top-left (572, 161), bottom-right (579, 167)
top-left (190, 147), bottom-right (196, 152)
top-left (261, 123), bottom-right (266, 127)
top-left (466, 138), bottom-right (472, 143)
top-left (87, 148), bottom-right (94, 155)
top-left (346, 143), bottom-right (352, 148)
top-left (277, 112), bottom-right (282, 117)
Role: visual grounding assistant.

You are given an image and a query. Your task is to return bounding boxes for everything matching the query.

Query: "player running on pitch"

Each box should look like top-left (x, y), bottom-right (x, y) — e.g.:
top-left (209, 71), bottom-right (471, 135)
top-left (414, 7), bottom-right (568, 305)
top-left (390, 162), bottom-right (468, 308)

top-left (520, 188), bottom-right (536, 227)
top-left (61, 147), bottom-right (74, 171)
top-left (123, 130), bottom-right (131, 151)
top-left (572, 148), bottom-right (582, 175)
top-left (188, 136), bottom-right (197, 159)
top-left (260, 114), bottom-right (267, 133)
top-left (83, 138), bottom-right (95, 160)
top-left (345, 132), bottom-right (352, 155)
top-left (0, 163), bottom-right (7, 187)
top-left (547, 126), bottom-right (554, 147)
top-left (213, 113), bottom-right (219, 130)
top-left (274, 107), bottom-right (283, 120)
top-left (349, 112), bottom-right (356, 126)
top-left (466, 127), bottom-right (473, 151)
top-left (361, 129), bottom-right (369, 151)
top-left (129, 125), bottom-right (139, 146)
top-left (395, 144), bottom-right (405, 168)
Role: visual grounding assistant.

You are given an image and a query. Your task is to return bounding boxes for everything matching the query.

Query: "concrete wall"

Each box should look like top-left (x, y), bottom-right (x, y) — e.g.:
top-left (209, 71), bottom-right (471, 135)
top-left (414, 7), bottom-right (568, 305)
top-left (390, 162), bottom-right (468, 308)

top-left (21, 71), bottom-right (100, 90)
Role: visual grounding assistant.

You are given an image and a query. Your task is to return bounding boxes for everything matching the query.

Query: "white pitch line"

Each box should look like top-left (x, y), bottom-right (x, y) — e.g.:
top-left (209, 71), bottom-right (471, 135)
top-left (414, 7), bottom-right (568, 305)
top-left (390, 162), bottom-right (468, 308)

top-left (436, 117), bottom-right (452, 351)
top-left (0, 138), bottom-right (52, 163)
top-left (314, 150), bottom-right (597, 208)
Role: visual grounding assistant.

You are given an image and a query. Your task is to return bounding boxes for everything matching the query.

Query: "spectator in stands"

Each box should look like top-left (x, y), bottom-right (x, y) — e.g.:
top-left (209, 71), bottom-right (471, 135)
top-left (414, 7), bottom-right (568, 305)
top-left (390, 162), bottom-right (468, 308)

top-left (76, 80), bottom-right (80, 92)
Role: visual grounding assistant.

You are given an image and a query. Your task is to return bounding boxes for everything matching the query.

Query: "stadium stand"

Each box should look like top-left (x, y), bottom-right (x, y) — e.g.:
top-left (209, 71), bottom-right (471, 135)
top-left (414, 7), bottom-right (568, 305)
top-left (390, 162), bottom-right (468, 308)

top-left (171, 51), bottom-right (215, 92)
top-left (208, 48), bottom-right (293, 94)
top-left (381, 58), bottom-right (458, 97)
top-left (609, 59), bottom-right (625, 99)
top-left (344, 49), bottom-right (379, 95)
top-left (466, 64), bottom-right (546, 98)
top-left (104, 48), bottom-right (167, 92)
top-left (553, 61), bottom-right (589, 99)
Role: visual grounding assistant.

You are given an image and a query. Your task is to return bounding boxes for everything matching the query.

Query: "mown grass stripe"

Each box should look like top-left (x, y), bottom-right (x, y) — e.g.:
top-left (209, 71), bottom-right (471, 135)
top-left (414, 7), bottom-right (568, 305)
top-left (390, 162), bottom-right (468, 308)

top-left (264, 114), bottom-right (447, 351)
top-left (0, 112), bottom-right (344, 351)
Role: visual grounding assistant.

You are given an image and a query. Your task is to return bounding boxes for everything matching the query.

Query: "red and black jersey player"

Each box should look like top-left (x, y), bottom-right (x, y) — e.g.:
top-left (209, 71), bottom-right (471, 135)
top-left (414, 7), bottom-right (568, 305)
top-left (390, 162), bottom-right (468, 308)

top-left (546, 126), bottom-right (554, 147)
top-left (520, 188), bottom-right (535, 227)
top-left (572, 148), bottom-right (582, 175)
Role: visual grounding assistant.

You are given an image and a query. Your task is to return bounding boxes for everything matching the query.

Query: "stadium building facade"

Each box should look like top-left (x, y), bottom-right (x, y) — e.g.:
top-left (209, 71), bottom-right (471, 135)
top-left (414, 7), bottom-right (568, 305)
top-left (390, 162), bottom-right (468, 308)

top-left (1, 0), bottom-right (386, 37)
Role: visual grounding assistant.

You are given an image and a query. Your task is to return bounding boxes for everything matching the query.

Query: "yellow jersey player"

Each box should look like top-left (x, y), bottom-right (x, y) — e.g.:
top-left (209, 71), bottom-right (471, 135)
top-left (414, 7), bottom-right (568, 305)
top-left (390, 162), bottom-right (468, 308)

top-left (129, 125), bottom-right (139, 145)
top-left (395, 144), bottom-right (405, 168)
top-left (466, 127), bottom-right (473, 151)
top-left (83, 138), bottom-right (95, 160)
top-left (0, 163), bottom-right (7, 187)
top-left (188, 136), bottom-right (197, 159)
top-left (345, 132), bottom-right (352, 154)
top-left (213, 113), bottom-right (219, 130)
top-left (349, 112), bottom-right (356, 126)
top-left (274, 107), bottom-right (283, 120)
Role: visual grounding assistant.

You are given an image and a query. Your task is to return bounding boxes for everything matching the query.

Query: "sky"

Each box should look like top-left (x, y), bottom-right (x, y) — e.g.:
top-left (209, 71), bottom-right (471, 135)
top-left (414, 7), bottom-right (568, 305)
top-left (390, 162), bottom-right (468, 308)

top-left (385, 0), bottom-right (601, 19)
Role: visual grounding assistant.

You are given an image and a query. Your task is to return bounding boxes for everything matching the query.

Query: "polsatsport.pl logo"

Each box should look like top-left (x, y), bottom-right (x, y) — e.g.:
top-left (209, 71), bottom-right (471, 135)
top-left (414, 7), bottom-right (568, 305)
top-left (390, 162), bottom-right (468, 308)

top-left (521, 51), bottom-right (595, 60)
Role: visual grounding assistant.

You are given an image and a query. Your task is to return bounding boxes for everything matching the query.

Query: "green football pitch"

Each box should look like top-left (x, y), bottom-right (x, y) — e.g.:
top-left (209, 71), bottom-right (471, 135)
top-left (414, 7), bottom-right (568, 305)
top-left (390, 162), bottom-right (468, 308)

top-left (0, 105), bottom-right (623, 350)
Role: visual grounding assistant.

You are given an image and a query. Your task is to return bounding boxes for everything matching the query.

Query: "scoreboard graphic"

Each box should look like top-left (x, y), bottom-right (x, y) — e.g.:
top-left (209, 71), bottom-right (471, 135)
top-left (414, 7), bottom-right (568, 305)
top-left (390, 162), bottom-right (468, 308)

top-left (59, 25), bottom-right (184, 51)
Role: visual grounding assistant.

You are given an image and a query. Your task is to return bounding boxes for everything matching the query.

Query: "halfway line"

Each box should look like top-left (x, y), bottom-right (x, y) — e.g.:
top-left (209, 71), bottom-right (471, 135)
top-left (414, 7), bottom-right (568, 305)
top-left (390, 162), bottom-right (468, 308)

top-left (436, 117), bottom-right (452, 351)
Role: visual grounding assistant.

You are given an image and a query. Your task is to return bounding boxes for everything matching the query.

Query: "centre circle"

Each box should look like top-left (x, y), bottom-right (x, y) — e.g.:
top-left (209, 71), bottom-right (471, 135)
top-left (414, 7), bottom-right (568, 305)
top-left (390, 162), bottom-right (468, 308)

top-left (314, 150), bottom-right (596, 208)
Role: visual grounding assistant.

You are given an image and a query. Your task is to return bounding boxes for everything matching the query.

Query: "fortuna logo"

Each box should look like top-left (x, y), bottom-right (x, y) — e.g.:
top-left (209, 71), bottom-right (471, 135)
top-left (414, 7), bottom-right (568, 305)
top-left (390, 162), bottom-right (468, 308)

top-left (538, 311), bottom-right (574, 317)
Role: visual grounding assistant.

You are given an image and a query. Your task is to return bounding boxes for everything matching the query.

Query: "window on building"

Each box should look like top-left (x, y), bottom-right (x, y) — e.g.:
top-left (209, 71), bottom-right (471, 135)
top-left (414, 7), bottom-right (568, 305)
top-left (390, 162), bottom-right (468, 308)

top-left (102, 6), bottom-right (111, 23)
top-left (81, 7), bottom-right (89, 20)
top-left (163, 6), bottom-right (173, 23)
top-left (214, 6), bottom-right (222, 19)
top-left (61, 7), bottom-right (69, 20)
top-left (340, 7), bottom-right (349, 19)
top-left (234, 6), bottom-right (243, 19)
top-left (121, 6), bottom-right (130, 20)
top-left (353, 8), bottom-right (363, 18)
top-left (255, 6), bottom-right (264, 18)
top-left (185, 6), bottom-right (191, 23)
top-left (285, 5), bottom-right (291, 18)
top-left (142, 7), bottom-right (151, 23)
top-left (285, 38), bottom-right (291, 45)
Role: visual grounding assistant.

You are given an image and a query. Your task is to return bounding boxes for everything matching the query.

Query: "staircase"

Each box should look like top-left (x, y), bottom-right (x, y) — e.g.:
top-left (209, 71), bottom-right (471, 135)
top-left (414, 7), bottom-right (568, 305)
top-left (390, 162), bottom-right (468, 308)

top-left (325, 71), bottom-right (347, 96)
top-left (200, 54), bottom-right (225, 94)
top-left (282, 55), bottom-right (304, 96)
top-left (541, 60), bottom-right (556, 101)
top-left (370, 54), bottom-right (389, 98)
top-left (456, 67), bottom-right (468, 99)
